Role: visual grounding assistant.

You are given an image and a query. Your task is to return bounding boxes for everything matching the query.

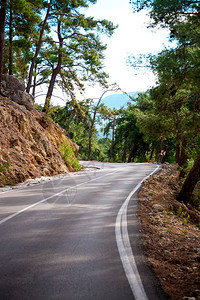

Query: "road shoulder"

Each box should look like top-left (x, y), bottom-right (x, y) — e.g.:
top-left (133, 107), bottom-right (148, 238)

top-left (137, 164), bottom-right (200, 300)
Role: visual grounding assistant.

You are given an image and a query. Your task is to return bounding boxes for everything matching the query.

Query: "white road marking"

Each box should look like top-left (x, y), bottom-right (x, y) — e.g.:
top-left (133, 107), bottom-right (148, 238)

top-left (0, 170), bottom-right (118, 225)
top-left (115, 165), bottom-right (160, 300)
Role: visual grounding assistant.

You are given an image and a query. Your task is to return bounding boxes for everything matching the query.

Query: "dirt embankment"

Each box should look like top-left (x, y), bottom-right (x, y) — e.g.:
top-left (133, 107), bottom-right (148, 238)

top-left (138, 164), bottom-right (200, 300)
top-left (0, 96), bottom-right (78, 186)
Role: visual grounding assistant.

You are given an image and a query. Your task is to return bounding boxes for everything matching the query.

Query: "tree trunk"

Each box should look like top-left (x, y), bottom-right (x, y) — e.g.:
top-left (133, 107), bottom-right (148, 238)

top-left (178, 138), bottom-right (187, 165)
top-left (177, 152), bottom-right (200, 204)
top-left (87, 89), bottom-right (111, 160)
top-left (88, 129), bottom-right (93, 160)
top-left (32, 66), bottom-right (37, 99)
top-left (43, 68), bottom-right (59, 112)
top-left (0, 0), bottom-right (7, 88)
top-left (128, 143), bottom-right (135, 163)
top-left (26, 0), bottom-right (52, 93)
top-left (149, 143), bottom-right (155, 161)
top-left (109, 116), bottom-right (115, 161)
top-left (66, 111), bottom-right (75, 131)
top-left (178, 137), bottom-right (188, 178)
top-left (9, 0), bottom-right (13, 75)
top-left (122, 138), bottom-right (128, 162)
top-left (42, 19), bottom-right (63, 113)
top-left (175, 141), bottom-right (180, 164)
top-left (160, 137), bottom-right (165, 163)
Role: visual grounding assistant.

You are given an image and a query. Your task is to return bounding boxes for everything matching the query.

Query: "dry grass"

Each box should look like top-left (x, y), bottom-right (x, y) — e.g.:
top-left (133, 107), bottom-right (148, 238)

top-left (138, 164), bottom-right (200, 300)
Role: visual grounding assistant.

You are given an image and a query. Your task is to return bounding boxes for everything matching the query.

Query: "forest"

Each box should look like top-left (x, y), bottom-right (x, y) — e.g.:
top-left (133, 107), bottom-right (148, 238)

top-left (0, 0), bottom-right (199, 207)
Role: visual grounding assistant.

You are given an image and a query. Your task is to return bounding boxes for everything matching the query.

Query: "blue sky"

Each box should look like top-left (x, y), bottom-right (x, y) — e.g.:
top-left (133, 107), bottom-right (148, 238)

top-left (81, 0), bottom-right (172, 98)
top-left (36, 0), bottom-right (172, 105)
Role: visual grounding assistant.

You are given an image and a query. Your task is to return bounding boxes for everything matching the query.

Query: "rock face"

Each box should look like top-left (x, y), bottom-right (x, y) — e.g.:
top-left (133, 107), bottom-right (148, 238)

top-left (0, 96), bottom-right (78, 186)
top-left (2, 74), bottom-right (25, 91)
top-left (152, 204), bottom-right (164, 213)
top-left (1, 75), bottom-right (34, 111)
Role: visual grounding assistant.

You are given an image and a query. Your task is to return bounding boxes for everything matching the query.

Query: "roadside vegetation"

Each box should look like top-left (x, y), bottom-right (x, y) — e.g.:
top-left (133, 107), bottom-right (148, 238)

top-left (138, 164), bottom-right (200, 300)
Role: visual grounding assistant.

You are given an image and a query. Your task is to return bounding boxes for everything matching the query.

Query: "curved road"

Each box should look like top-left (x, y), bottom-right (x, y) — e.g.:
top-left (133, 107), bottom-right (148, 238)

top-left (0, 162), bottom-right (167, 300)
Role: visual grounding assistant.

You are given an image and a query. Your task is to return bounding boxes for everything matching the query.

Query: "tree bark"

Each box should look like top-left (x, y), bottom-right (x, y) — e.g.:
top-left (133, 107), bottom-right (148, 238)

top-left (88, 129), bottom-right (93, 160)
top-left (128, 143), bottom-right (135, 163)
top-left (109, 116), bottom-right (115, 161)
top-left (32, 65), bottom-right (37, 99)
top-left (160, 137), bottom-right (165, 163)
top-left (87, 89), bottom-right (111, 160)
top-left (175, 141), bottom-right (180, 163)
top-left (178, 137), bottom-right (188, 178)
top-left (26, 0), bottom-right (52, 93)
top-left (0, 0), bottom-right (7, 88)
top-left (9, 0), bottom-right (13, 75)
top-left (149, 143), bottom-right (155, 161)
top-left (178, 138), bottom-right (187, 166)
top-left (66, 111), bottom-right (75, 130)
top-left (42, 19), bottom-right (63, 113)
top-left (177, 152), bottom-right (200, 204)
top-left (122, 137), bottom-right (128, 162)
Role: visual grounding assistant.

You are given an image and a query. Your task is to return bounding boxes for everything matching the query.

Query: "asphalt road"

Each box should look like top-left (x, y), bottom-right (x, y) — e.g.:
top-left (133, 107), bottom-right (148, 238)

top-left (0, 162), bottom-right (168, 300)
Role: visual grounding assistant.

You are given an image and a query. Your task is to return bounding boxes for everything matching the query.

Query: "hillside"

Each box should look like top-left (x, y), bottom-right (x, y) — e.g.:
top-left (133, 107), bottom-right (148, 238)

top-left (97, 92), bottom-right (140, 109)
top-left (0, 95), bottom-right (79, 187)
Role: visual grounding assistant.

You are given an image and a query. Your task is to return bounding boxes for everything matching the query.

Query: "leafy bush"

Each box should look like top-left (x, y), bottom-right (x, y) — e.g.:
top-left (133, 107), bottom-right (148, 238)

top-left (59, 141), bottom-right (81, 171)
top-left (0, 163), bottom-right (10, 173)
top-left (0, 163), bottom-right (14, 186)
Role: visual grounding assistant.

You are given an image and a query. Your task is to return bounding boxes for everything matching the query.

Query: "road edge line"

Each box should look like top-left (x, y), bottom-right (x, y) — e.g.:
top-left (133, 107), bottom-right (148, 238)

top-left (115, 165), bottom-right (160, 300)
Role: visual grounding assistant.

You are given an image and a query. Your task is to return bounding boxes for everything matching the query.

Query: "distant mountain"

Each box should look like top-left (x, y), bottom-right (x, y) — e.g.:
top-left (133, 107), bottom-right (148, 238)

top-left (95, 92), bottom-right (141, 138)
top-left (97, 92), bottom-right (140, 109)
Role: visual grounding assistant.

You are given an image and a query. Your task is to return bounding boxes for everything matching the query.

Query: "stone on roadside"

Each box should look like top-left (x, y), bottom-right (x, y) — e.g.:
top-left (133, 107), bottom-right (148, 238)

top-left (152, 204), bottom-right (164, 213)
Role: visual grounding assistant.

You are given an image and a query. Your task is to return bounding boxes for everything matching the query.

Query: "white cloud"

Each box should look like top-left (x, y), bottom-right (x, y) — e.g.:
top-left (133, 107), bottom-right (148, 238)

top-left (83, 2), bottom-right (170, 95)
top-left (36, 1), bottom-right (171, 105)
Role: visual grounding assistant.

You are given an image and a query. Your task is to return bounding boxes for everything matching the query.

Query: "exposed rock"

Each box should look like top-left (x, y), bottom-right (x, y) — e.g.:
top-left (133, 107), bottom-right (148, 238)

top-left (152, 203), bottom-right (164, 213)
top-left (1, 75), bottom-right (34, 110)
top-left (2, 74), bottom-right (25, 91)
top-left (0, 96), bottom-right (79, 186)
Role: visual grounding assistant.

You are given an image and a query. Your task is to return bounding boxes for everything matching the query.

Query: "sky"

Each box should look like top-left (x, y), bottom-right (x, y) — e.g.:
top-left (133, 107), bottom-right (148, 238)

top-left (36, 0), bottom-right (172, 105)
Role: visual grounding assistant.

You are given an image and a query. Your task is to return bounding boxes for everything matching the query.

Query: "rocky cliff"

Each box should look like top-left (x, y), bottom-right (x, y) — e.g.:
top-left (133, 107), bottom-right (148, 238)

top-left (0, 95), bottom-right (79, 187)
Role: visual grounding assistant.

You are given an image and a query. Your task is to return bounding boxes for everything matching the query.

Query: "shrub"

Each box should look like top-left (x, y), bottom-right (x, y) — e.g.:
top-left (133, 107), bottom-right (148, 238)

top-left (0, 163), bottom-right (10, 173)
top-left (59, 141), bottom-right (81, 171)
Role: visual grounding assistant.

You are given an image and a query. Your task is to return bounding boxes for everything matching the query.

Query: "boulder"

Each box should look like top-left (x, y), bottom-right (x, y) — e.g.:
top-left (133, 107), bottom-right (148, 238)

top-left (1, 75), bottom-right (34, 110)
top-left (21, 91), bottom-right (34, 110)
top-left (2, 74), bottom-right (25, 91)
top-left (152, 204), bottom-right (164, 213)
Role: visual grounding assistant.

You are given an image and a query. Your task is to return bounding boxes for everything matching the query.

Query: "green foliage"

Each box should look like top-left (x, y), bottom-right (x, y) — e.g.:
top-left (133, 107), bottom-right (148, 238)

top-left (190, 184), bottom-right (200, 211)
top-left (59, 141), bottom-right (81, 171)
top-left (4, 0), bottom-right (43, 78)
top-left (130, 0), bottom-right (199, 27)
top-left (3, 0), bottom-right (117, 107)
top-left (0, 163), bottom-right (10, 173)
top-left (167, 227), bottom-right (173, 234)
top-left (0, 163), bottom-right (14, 187)
top-left (50, 94), bottom-right (164, 163)
top-left (128, 0), bottom-right (200, 205)
top-left (176, 206), bottom-right (191, 225)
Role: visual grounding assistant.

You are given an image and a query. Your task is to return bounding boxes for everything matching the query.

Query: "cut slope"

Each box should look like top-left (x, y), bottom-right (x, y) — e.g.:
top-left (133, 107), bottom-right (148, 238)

top-left (0, 96), bottom-right (78, 186)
